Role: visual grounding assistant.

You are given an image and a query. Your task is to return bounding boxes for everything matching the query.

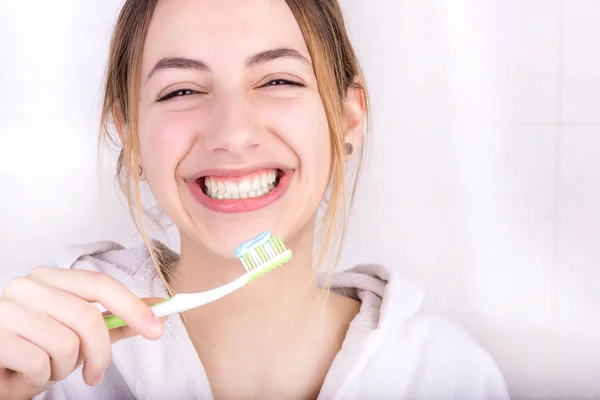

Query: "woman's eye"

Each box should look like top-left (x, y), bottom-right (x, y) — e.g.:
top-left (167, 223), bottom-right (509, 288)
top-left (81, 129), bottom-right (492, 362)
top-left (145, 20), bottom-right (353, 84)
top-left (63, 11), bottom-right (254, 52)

top-left (157, 89), bottom-right (199, 102)
top-left (263, 79), bottom-right (304, 88)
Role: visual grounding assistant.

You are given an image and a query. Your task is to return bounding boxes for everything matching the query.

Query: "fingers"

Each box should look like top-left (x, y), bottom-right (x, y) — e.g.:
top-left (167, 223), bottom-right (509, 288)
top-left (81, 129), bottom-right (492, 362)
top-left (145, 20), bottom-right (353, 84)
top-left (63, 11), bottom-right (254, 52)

top-left (0, 267), bottom-right (167, 389)
top-left (0, 328), bottom-right (50, 389)
top-left (1, 278), bottom-right (111, 386)
top-left (0, 300), bottom-right (79, 383)
top-left (25, 266), bottom-right (164, 340)
top-left (108, 297), bottom-right (169, 343)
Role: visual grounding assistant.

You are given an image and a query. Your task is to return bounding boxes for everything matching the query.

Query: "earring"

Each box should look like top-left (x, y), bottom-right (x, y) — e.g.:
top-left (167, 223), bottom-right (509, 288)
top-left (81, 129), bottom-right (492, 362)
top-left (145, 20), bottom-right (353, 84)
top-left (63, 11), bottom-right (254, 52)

top-left (345, 142), bottom-right (354, 155)
top-left (138, 165), bottom-right (145, 179)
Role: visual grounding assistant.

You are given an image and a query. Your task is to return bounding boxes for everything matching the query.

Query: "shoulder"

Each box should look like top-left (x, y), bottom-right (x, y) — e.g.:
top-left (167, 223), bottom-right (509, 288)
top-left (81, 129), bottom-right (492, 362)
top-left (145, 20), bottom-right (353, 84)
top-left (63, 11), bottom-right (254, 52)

top-left (334, 263), bottom-right (510, 399)
top-left (0, 240), bottom-right (174, 297)
top-left (383, 312), bottom-right (511, 399)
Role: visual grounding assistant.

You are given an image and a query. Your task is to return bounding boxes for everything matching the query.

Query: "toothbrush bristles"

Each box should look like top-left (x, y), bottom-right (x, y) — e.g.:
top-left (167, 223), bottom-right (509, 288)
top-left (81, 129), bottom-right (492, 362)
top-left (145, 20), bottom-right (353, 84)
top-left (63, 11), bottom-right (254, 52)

top-left (238, 235), bottom-right (287, 272)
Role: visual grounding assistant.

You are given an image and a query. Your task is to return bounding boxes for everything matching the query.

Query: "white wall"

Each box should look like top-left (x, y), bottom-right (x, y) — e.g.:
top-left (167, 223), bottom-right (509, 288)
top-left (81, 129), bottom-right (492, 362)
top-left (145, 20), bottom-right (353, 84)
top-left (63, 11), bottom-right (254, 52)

top-left (0, 1), bottom-right (599, 399)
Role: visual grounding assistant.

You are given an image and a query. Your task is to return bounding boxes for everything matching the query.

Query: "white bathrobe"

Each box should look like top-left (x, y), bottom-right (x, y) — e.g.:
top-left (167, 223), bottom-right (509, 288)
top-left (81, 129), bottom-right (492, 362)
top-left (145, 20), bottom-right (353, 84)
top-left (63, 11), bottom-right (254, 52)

top-left (0, 241), bottom-right (510, 399)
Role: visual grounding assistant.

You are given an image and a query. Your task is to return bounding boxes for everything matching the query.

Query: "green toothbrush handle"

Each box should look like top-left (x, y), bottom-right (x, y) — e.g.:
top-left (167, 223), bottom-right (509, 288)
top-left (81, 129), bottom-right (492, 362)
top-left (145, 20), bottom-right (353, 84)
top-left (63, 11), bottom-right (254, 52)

top-left (103, 297), bottom-right (172, 330)
top-left (104, 314), bottom-right (128, 330)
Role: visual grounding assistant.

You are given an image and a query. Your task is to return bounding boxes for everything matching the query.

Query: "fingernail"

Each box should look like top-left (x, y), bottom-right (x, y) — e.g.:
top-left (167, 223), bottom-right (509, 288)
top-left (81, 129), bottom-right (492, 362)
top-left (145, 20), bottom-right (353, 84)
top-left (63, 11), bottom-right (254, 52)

top-left (146, 311), bottom-right (162, 335)
top-left (92, 370), bottom-right (105, 386)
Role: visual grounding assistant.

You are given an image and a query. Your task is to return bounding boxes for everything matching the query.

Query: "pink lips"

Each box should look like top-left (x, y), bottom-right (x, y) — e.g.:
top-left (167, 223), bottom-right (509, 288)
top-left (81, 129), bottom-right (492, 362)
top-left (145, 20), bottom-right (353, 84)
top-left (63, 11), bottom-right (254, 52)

top-left (186, 169), bottom-right (293, 214)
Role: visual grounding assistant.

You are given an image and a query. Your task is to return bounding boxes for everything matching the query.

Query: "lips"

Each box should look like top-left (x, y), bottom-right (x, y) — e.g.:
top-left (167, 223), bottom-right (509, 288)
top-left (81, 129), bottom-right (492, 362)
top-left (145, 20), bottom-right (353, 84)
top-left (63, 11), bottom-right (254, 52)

top-left (185, 165), bottom-right (294, 214)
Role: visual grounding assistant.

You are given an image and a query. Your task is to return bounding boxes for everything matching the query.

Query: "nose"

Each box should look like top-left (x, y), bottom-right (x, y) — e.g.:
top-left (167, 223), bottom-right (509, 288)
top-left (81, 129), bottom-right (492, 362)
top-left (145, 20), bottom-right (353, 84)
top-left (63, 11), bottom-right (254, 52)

top-left (203, 93), bottom-right (261, 156)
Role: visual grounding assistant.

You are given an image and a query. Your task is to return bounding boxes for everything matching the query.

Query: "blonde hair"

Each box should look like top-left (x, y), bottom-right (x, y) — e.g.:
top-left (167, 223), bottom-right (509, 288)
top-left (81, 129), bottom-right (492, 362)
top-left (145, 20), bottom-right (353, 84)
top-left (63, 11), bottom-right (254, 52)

top-left (98, 0), bottom-right (370, 294)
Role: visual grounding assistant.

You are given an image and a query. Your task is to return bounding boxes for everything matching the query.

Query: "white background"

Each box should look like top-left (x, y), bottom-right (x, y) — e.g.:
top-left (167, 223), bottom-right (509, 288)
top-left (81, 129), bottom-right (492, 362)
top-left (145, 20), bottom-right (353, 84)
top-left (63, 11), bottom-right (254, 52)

top-left (1, 1), bottom-right (599, 399)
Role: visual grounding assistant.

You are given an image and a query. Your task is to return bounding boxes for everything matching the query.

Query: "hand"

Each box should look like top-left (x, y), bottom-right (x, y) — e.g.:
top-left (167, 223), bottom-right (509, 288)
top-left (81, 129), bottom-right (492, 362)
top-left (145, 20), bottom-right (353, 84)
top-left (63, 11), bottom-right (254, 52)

top-left (0, 266), bottom-right (165, 400)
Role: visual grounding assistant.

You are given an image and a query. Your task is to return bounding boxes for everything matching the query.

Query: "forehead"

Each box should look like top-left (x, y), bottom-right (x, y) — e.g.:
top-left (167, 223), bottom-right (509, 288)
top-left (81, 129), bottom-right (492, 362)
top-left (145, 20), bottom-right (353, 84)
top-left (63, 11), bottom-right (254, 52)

top-left (142, 0), bottom-right (311, 72)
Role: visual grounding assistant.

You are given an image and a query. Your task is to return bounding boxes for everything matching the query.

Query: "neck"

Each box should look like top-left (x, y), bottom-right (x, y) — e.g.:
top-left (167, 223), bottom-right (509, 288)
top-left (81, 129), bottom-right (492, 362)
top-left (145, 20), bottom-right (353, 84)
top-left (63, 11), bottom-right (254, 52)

top-left (169, 225), bottom-right (325, 343)
top-left (168, 224), bottom-right (361, 398)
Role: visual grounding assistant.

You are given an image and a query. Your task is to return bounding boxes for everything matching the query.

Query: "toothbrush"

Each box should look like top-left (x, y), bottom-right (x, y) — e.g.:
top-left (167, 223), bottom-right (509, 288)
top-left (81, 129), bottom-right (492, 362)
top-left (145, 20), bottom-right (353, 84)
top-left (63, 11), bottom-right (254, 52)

top-left (103, 230), bottom-right (292, 329)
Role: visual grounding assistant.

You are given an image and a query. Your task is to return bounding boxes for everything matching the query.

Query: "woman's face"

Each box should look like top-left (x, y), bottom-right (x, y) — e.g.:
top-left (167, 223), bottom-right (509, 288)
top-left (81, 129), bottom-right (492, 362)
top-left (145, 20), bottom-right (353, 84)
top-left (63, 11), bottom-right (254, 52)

top-left (135, 0), bottom-right (333, 259)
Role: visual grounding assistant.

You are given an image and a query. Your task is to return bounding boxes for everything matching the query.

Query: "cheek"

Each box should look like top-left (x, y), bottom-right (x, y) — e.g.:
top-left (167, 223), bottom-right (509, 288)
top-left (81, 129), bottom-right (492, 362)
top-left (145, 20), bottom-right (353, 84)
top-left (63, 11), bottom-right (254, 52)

top-left (302, 109), bottom-right (332, 190)
top-left (265, 95), bottom-right (332, 179)
top-left (138, 111), bottom-right (198, 177)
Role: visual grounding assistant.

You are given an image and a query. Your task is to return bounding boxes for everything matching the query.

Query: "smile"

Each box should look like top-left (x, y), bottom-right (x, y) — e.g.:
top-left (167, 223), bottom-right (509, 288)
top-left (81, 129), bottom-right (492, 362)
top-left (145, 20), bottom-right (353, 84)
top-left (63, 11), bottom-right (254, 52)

top-left (186, 167), bottom-right (293, 213)
top-left (202, 169), bottom-right (281, 199)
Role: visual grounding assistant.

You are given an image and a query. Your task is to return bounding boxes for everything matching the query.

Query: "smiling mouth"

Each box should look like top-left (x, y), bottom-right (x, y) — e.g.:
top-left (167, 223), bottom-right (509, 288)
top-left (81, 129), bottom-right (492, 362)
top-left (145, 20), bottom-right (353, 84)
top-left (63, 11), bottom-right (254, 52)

top-left (197, 169), bottom-right (283, 200)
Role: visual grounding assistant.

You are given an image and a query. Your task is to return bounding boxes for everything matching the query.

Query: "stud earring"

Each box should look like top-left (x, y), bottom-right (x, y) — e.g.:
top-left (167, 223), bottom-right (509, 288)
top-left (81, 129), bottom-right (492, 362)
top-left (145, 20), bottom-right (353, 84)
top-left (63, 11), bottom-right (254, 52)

top-left (345, 142), bottom-right (354, 155)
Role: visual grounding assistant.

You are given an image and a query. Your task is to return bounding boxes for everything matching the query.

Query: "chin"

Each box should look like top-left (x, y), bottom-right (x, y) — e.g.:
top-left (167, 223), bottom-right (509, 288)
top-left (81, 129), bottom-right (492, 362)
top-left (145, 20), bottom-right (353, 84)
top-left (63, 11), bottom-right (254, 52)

top-left (180, 168), bottom-right (291, 248)
top-left (175, 166), bottom-right (321, 262)
top-left (198, 220), bottom-right (288, 261)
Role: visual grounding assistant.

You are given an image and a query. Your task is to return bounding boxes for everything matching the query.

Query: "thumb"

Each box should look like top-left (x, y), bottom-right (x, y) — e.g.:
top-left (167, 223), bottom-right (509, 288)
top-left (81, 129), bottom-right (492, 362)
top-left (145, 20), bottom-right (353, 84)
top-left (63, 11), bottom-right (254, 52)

top-left (108, 297), bottom-right (169, 343)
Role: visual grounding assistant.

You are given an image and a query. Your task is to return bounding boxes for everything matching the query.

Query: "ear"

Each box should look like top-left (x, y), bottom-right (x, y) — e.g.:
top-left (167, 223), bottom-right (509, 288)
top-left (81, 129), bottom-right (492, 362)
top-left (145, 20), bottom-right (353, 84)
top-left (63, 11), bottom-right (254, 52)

top-left (343, 80), bottom-right (367, 159)
top-left (112, 104), bottom-right (145, 180)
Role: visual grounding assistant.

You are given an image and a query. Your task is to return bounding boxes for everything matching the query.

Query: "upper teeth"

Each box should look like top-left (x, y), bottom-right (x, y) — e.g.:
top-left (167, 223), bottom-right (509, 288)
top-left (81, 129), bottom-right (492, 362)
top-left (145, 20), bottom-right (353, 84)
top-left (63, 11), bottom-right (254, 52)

top-left (204, 170), bottom-right (278, 200)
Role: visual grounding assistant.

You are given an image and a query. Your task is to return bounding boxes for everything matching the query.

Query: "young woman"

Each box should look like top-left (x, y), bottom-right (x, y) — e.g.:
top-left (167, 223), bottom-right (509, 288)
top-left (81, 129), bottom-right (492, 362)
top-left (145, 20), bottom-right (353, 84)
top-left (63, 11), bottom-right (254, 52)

top-left (0, 0), bottom-right (510, 399)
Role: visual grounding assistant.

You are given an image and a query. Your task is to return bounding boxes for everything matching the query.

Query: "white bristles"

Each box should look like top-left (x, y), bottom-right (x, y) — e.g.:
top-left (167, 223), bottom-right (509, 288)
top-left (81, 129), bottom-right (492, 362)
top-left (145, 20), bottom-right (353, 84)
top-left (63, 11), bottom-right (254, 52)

top-left (265, 243), bottom-right (276, 258)
top-left (235, 234), bottom-right (288, 274)
top-left (250, 251), bottom-right (262, 267)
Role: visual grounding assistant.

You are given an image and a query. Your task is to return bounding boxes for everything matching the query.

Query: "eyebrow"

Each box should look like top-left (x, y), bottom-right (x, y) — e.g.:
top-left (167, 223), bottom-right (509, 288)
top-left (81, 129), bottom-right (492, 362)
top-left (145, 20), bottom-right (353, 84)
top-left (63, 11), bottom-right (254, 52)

top-left (246, 48), bottom-right (310, 67)
top-left (146, 57), bottom-right (209, 81)
top-left (145, 48), bottom-right (310, 81)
